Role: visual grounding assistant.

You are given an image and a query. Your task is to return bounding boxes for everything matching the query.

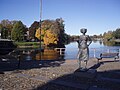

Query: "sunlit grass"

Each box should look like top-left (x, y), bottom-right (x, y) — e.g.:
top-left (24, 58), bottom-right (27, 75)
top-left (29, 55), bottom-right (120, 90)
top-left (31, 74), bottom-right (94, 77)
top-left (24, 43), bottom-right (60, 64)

top-left (15, 42), bottom-right (44, 48)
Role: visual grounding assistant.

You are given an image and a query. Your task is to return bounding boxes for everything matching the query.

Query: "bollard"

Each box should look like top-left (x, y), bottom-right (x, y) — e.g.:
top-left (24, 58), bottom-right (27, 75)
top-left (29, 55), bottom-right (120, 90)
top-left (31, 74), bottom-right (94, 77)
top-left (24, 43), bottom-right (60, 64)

top-left (17, 55), bottom-right (21, 69)
top-left (107, 48), bottom-right (110, 53)
top-left (119, 49), bottom-right (120, 58)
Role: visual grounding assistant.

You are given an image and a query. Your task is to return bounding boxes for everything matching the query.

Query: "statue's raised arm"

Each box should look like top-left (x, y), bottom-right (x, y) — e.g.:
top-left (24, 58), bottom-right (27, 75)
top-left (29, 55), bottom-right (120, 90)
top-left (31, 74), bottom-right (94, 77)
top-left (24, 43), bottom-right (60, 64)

top-left (87, 35), bottom-right (92, 46)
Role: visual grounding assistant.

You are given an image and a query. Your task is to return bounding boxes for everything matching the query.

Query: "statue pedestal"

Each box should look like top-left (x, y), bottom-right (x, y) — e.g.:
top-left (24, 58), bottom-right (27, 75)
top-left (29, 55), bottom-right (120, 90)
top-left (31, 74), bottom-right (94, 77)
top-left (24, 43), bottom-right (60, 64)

top-left (76, 68), bottom-right (88, 72)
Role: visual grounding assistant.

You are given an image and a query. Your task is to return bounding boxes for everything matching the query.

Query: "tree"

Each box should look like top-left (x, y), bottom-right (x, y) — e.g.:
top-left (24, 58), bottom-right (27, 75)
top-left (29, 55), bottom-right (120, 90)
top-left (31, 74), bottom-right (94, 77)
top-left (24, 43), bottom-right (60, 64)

top-left (0, 24), bottom-right (3, 38)
top-left (29, 21), bottom-right (39, 41)
top-left (113, 28), bottom-right (120, 39)
top-left (50, 18), bottom-right (65, 44)
top-left (35, 27), bottom-right (45, 41)
top-left (0, 19), bottom-right (14, 39)
top-left (1, 27), bottom-right (9, 39)
top-left (1, 19), bottom-right (11, 27)
top-left (103, 31), bottom-right (113, 40)
top-left (11, 21), bottom-right (26, 41)
top-left (35, 18), bottom-right (66, 47)
top-left (43, 30), bottom-right (58, 47)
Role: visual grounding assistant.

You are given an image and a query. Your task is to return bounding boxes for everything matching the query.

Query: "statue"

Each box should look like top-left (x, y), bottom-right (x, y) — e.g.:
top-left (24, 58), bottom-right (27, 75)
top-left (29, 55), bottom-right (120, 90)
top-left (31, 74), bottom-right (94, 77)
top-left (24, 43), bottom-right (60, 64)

top-left (77, 28), bottom-right (92, 71)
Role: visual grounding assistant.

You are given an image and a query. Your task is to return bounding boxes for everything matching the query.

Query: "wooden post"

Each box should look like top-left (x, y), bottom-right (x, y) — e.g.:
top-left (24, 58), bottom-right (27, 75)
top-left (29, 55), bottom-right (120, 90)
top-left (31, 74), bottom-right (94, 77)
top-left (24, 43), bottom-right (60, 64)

top-left (60, 48), bottom-right (62, 55)
top-left (107, 48), bottom-right (110, 53)
top-left (118, 48), bottom-right (120, 58)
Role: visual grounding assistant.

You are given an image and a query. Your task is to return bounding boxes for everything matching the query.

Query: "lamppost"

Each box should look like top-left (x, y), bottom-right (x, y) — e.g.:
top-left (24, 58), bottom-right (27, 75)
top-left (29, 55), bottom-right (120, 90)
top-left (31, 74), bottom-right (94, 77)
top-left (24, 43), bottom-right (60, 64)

top-left (0, 29), bottom-right (1, 39)
top-left (39, 0), bottom-right (42, 60)
top-left (0, 32), bottom-right (1, 39)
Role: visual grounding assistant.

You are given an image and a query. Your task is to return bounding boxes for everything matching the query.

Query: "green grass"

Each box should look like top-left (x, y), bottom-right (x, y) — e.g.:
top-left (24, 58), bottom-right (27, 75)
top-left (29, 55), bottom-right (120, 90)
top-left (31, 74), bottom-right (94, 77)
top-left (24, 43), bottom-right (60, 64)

top-left (15, 42), bottom-right (44, 48)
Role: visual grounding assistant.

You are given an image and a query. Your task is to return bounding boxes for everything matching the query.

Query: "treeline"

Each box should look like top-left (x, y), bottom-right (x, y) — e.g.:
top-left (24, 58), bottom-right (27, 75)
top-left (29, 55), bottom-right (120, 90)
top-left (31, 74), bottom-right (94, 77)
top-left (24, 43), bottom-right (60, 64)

top-left (0, 18), bottom-right (70, 48)
top-left (68, 27), bottom-right (120, 41)
top-left (1, 19), bottom-right (119, 47)
top-left (0, 19), bottom-right (28, 41)
top-left (103, 28), bottom-right (120, 41)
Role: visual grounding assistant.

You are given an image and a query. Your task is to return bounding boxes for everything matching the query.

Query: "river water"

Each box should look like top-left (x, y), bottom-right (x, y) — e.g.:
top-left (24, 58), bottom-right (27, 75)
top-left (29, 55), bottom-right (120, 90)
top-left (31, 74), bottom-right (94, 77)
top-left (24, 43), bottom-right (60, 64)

top-left (65, 41), bottom-right (120, 60)
top-left (9, 41), bottom-right (120, 60)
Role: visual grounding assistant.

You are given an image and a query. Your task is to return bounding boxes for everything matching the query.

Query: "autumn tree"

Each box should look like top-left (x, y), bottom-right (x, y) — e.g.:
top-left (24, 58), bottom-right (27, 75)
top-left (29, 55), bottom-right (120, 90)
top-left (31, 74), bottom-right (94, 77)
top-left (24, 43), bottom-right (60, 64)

top-left (43, 30), bottom-right (58, 47)
top-left (0, 24), bottom-right (7, 39)
top-left (29, 21), bottom-right (39, 41)
top-left (0, 20), bottom-right (11, 39)
top-left (35, 28), bottom-right (45, 41)
top-left (35, 28), bottom-right (58, 47)
top-left (35, 18), bottom-right (66, 47)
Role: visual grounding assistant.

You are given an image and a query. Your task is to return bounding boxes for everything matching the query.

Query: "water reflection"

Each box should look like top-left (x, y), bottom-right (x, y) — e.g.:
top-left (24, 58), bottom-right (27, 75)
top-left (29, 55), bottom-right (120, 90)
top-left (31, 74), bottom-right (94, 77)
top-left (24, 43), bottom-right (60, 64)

top-left (8, 41), bottom-right (120, 61)
top-left (10, 48), bottom-right (61, 61)
top-left (91, 40), bottom-right (120, 47)
top-left (103, 41), bottom-right (120, 46)
top-left (65, 41), bottom-right (120, 59)
top-left (36, 49), bottom-right (60, 60)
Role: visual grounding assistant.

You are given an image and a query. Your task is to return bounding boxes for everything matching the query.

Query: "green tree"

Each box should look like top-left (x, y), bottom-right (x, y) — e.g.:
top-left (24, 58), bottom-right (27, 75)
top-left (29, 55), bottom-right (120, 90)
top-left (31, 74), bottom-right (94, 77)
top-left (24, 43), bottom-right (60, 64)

top-left (0, 24), bottom-right (3, 38)
top-left (103, 31), bottom-right (113, 40)
top-left (11, 21), bottom-right (26, 41)
top-left (113, 28), bottom-right (120, 39)
top-left (55, 18), bottom-right (65, 45)
top-left (1, 27), bottom-right (8, 39)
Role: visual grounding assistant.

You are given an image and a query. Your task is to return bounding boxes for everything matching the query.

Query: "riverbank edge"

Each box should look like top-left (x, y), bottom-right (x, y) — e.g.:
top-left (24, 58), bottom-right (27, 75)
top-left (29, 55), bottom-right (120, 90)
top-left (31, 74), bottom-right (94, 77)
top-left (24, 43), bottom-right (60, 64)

top-left (14, 42), bottom-right (43, 48)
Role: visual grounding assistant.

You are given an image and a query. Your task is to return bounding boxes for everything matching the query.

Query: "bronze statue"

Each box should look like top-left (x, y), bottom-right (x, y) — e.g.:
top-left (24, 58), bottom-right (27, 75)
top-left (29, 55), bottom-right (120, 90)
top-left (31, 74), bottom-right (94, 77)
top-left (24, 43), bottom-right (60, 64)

top-left (77, 28), bottom-right (92, 70)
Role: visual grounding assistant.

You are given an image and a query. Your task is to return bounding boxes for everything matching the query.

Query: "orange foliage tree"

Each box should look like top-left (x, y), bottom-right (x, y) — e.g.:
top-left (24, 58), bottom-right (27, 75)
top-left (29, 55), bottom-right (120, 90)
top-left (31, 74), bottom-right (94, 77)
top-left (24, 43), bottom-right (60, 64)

top-left (35, 28), bottom-right (58, 47)
top-left (35, 18), bottom-right (66, 48)
top-left (43, 30), bottom-right (58, 46)
top-left (35, 27), bottom-right (45, 40)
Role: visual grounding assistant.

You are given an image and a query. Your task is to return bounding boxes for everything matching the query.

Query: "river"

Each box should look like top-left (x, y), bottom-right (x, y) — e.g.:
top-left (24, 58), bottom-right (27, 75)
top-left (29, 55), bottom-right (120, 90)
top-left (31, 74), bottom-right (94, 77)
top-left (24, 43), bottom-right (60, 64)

top-left (9, 41), bottom-right (120, 60)
top-left (65, 41), bottom-right (120, 60)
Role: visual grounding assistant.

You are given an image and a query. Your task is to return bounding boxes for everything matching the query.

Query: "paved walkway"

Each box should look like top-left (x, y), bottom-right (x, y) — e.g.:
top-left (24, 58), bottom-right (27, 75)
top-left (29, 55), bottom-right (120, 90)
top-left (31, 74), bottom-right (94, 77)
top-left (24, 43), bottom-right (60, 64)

top-left (1, 58), bottom-right (120, 90)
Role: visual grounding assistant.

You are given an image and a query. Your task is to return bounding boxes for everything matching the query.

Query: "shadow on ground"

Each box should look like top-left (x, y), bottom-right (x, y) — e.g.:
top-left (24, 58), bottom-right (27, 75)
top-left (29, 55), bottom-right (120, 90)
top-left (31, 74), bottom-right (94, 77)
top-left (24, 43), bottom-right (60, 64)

top-left (0, 54), bottom-right (65, 73)
top-left (32, 60), bottom-right (120, 90)
top-left (33, 69), bottom-right (120, 90)
top-left (89, 60), bottom-right (119, 70)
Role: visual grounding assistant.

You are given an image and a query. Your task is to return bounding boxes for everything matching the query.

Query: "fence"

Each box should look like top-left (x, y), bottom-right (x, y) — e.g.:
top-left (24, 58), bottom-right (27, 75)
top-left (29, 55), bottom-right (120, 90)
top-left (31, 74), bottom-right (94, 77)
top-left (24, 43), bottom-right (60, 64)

top-left (55, 48), bottom-right (120, 59)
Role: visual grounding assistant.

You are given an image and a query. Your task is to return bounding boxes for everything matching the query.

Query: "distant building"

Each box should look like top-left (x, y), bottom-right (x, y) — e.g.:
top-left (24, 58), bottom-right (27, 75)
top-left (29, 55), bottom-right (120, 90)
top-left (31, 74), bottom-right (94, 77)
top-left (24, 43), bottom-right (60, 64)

top-left (23, 30), bottom-right (29, 41)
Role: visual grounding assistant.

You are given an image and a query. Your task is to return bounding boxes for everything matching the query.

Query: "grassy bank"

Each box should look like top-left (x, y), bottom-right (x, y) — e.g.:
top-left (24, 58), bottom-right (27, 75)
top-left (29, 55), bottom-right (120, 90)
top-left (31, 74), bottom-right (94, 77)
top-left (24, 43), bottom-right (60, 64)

top-left (15, 42), bottom-right (43, 48)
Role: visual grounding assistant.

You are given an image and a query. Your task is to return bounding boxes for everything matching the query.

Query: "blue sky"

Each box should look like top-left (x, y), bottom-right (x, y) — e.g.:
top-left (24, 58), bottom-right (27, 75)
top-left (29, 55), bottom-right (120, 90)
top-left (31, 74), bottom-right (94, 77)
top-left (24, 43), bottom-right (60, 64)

top-left (0, 0), bottom-right (120, 35)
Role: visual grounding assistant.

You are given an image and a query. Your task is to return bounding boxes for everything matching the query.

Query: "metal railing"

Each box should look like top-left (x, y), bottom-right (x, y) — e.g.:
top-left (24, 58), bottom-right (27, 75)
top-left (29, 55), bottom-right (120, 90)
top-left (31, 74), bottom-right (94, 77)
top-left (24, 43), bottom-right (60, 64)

top-left (90, 48), bottom-right (120, 58)
top-left (54, 48), bottom-right (66, 55)
top-left (55, 48), bottom-right (120, 59)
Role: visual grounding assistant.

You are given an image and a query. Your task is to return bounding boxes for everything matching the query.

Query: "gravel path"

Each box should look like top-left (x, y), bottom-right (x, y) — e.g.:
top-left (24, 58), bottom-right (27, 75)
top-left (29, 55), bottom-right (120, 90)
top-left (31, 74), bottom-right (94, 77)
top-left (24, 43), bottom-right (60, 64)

top-left (0, 58), bottom-right (120, 90)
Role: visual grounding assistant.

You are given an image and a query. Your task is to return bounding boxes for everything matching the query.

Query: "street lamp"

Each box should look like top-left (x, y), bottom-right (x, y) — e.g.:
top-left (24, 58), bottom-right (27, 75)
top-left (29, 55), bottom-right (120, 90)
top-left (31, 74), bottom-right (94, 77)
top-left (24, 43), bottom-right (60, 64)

top-left (39, 0), bottom-right (42, 60)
